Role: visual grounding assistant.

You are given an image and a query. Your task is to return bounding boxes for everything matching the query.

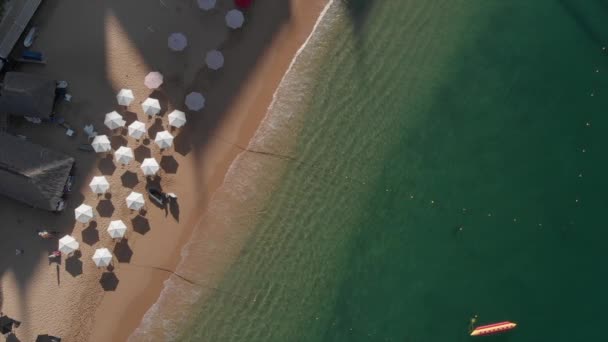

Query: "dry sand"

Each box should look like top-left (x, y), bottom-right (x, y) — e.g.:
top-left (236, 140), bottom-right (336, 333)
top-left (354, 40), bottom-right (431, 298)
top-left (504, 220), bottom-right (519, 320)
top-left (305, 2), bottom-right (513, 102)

top-left (0, 0), bottom-right (327, 341)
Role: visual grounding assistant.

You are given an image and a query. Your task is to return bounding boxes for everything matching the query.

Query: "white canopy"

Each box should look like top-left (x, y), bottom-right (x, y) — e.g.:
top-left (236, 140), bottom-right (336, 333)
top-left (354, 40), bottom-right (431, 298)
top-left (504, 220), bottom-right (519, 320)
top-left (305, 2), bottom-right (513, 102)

top-left (140, 157), bottom-right (160, 176)
top-left (89, 176), bottom-right (110, 194)
top-left (115, 146), bottom-right (134, 165)
top-left (104, 111), bottom-right (126, 130)
top-left (154, 130), bottom-right (174, 149)
top-left (126, 191), bottom-right (145, 210)
top-left (168, 110), bottom-right (186, 128)
top-left (185, 92), bottom-right (205, 111)
top-left (116, 88), bottom-right (134, 106)
top-left (91, 135), bottom-right (111, 153)
top-left (197, 0), bottom-right (216, 10)
top-left (58, 235), bottom-right (79, 254)
top-left (107, 220), bottom-right (127, 239)
top-left (74, 204), bottom-right (94, 224)
top-left (168, 32), bottom-right (188, 51)
top-left (142, 98), bottom-right (161, 116)
top-left (92, 248), bottom-right (113, 267)
top-left (128, 120), bottom-right (146, 139)
top-left (226, 9), bottom-right (245, 29)
top-left (144, 71), bottom-right (164, 89)
top-left (205, 50), bottom-right (224, 70)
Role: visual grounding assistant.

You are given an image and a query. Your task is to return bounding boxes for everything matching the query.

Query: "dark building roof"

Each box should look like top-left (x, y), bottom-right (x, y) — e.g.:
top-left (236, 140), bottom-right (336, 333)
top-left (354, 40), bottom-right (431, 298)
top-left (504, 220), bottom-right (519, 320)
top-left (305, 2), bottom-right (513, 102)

top-left (0, 72), bottom-right (56, 118)
top-left (0, 133), bottom-right (74, 211)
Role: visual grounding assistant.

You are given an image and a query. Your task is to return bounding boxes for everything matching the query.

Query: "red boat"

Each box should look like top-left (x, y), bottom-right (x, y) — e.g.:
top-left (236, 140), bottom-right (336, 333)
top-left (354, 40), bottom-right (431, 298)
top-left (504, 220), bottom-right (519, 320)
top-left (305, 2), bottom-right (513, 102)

top-left (470, 321), bottom-right (517, 336)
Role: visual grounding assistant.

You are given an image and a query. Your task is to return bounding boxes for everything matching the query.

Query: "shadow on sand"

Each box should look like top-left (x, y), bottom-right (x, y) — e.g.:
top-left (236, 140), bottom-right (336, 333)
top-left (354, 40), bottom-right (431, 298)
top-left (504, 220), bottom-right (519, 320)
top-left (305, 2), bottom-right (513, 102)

top-left (65, 251), bottom-right (83, 277)
top-left (113, 239), bottom-right (133, 263)
top-left (99, 272), bottom-right (119, 291)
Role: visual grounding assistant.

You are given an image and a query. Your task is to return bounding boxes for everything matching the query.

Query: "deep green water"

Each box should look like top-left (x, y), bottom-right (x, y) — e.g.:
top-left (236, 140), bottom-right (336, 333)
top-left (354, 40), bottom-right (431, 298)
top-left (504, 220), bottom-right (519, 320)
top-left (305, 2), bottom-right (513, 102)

top-left (180, 1), bottom-right (608, 341)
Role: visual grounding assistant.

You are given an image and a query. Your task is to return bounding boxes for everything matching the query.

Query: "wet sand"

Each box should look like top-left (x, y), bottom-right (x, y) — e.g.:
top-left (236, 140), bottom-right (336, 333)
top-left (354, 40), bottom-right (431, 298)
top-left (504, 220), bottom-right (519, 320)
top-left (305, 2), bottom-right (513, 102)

top-left (0, 0), bottom-right (327, 341)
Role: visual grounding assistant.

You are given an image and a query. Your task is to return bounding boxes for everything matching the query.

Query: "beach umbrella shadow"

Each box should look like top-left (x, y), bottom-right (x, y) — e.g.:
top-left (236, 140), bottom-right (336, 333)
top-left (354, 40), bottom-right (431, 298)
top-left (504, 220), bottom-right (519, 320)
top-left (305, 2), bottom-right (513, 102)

top-left (147, 117), bottom-right (165, 138)
top-left (113, 239), bottom-right (133, 263)
top-left (96, 199), bottom-right (115, 217)
top-left (99, 272), bottom-right (119, 291)
top-left (160, 155), bottom-right (179, 173)
top-left (131, 215), bottom-right (150, 235)
top-left (173, 131), bottom-right (190, 156)
top-left (122, 110), bottom-right (138, 124)
top-left (81, 222), bottom-right (99, 245)
top-left (134, 144), bottom-right (151, 162)
top-left (120, 170), bottom-right (139, 189)
top-left (110, 135), bottom-right (128, 150)
top-left (66, 251), bottom-right (83, 277)
top-left (98, 155), bottom-right (116, 175)
top-left (148, 90), bottom-right (169, 116)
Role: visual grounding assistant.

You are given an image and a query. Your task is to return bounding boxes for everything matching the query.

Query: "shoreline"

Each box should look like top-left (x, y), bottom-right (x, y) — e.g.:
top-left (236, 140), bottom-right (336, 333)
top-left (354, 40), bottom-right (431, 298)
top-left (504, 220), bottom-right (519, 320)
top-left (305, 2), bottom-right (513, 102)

top-left (90, 1), bottom-right (329, 341)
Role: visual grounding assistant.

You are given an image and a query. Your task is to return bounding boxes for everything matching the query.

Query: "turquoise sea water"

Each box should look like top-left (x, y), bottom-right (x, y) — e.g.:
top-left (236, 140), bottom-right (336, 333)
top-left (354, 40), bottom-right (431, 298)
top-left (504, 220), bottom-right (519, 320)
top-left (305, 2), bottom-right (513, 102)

top-left (137, 1), bottom-right (608, 341)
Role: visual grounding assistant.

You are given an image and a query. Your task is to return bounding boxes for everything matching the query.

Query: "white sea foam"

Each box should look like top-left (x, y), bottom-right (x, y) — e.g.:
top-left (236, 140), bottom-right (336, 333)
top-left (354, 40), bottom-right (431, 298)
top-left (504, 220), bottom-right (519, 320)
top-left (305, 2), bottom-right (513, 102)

top-left (128, 1), bottom-right (342, 341)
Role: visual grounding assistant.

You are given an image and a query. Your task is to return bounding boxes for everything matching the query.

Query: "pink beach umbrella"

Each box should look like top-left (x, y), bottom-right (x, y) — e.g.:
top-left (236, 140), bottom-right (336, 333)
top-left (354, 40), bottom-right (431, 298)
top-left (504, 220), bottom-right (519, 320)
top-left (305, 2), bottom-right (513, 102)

top-left (185, 92), bottom-right (205, 111)
top-left (144, 71), bottom-right (163, 89)
top-left (168, 33), bottom-right (188, 51)
top-left (226, 9), bottom-right (245, 29)
top-left (198, 0), bottom-right (216, 10)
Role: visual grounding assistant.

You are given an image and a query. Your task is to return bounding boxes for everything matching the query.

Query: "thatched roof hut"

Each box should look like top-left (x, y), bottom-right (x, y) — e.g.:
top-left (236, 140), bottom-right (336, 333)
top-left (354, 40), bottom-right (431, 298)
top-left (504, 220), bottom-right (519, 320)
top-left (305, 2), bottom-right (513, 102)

top-left (0, 133), bottom-right (74, 211)
top-left (0, 72), bottom-right (56, 119)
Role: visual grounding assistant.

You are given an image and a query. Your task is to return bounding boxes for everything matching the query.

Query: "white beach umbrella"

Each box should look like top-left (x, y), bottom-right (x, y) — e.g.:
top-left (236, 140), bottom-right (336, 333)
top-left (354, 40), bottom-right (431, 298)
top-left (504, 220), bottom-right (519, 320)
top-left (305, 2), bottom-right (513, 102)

top-left (154, 130), bottom-right (174, 149)
top-left (168, 110), bottom-right (186, 128)
top-left (115, 146), bottom-right (134, 165)
top-left (140, 157), bottom-right (160, 176)
top-left (74, 204), bottom-right (94, 224)
top-left (91, 135), bottom-right (111, 153)
top-left (205, 50), bottom-right (224, 70)
top-left (104, 111), bottom-right (126, 130)
top-left (128, 120), bottom-right (146, 139)
top-left (144, 71), bottom-right (164, 89)
top-left (58, 235), bottom-right (79, 254)
top-left (197, 0), bottom-right (216, 10)
top-left (142, 98), bottom-right (161, 116)
top-left (116, 88), bottom-right (134, 106)
top-left (168, 32), bottom-right (188, 51)
top-left (92, 248), bottom-right (113, 267)
top-left (89, 176), bottom-right (110, 194)
top-left (107, 220), bottom-right (127, 239)
top-left (226, 9), bottom-right (245, 29)
top-left (185, 92), bottom-right (205, 111)
top-left (126, 191), bottom-right (145, 210)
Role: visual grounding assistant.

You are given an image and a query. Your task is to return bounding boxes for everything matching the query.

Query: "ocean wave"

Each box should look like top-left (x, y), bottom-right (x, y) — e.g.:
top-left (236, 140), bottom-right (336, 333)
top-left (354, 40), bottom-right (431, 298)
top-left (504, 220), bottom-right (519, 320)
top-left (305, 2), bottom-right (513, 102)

top-left (128, 1), bottom-right (342, 341)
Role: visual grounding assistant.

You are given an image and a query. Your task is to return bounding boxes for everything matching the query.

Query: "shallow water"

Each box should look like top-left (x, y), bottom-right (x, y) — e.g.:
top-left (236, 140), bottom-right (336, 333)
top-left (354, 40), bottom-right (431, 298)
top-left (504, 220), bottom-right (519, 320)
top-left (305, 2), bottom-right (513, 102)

top-left (135, 1), bottom-right (608, 341)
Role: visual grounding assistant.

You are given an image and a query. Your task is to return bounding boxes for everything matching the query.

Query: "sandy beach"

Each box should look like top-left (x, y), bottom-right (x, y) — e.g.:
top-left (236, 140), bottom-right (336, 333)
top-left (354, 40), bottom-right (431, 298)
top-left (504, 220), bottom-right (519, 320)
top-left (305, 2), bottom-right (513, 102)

top-left (0, 0), bottom-right (327, 341)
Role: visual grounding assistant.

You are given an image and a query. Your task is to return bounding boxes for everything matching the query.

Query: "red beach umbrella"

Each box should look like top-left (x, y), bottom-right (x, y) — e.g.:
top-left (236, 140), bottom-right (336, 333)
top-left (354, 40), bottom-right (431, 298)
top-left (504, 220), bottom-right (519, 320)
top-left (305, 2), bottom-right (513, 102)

top-left (235, 0), bottom-right (253, 8)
